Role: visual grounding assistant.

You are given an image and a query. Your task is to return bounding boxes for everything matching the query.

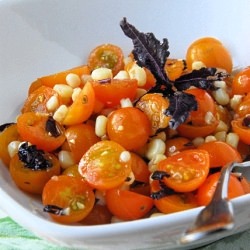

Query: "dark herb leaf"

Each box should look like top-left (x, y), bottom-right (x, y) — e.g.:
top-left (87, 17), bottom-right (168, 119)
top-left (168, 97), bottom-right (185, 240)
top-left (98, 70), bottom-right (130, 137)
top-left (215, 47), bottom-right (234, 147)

top-left (46, 116), bottom-right (62, 138)
top-left (120, 17), bottom-right (170, 85)
top-left (18, 142), bottom-right (52, 170)
top-left (165, 91), bottom-right (198, 129)
top-left (174, 67), bottom-right (229, 91)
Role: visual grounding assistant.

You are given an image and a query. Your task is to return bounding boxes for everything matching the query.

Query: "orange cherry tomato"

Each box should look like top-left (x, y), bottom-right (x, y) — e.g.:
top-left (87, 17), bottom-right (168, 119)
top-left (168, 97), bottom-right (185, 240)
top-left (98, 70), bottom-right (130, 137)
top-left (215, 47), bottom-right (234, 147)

top-left (130, 152), bottom-right (150, 183)
top-left (143, 67), bottom-right (156, 90)
top-left (0, 123), bottom-right (20, 166)
top-left (65, 124), bottom-right (100, 163)
top-left (198, 141), bottom-right (242, 168)
top-left (29, 65), bottom-right (90, 92)
top-left (186, 37), bottom-right (233, 73)
top-left (231, 117), bottom-right (250, 145)
top-left (164, 59), bottom-right (187, 81)
top-left (164, 137), bottom-right (194, 157)
top-left (196, 172), bottom-right (245, 206)
top-left (62, 81), bottom-right (95, 126)
top-left (150, 180), bottom-right (197, 214)
top-left (106, 107), bottom-right (151, 151)
top-left (81, 204), bottom-right (112, 225)
top-left (91, 78), bottom-right (137, 108)
top-left (78, 140), bottom-right (132, 190)
top-left (17, 112), bottom-right (66, 152)
top-left (22, 86), bottom-right (62, 113)
top-left (10, 148), bottom-right (61, 194)
top-left (157, 149), bottom-right (210, 192)
top-left (62, 164), bottom-right (82, 178)
top-left (231, 67), bottom-right (250, 95)
top-left (235, 98), bottom-right (250, 118)
top-left (88, 44), bottom-right (124, 76)
top-left (105, 187), bottom-right (154, 220)
top-left (42, 175), bottom-right (95, 224)
top-left (136, 93), bottom-right (171, 135)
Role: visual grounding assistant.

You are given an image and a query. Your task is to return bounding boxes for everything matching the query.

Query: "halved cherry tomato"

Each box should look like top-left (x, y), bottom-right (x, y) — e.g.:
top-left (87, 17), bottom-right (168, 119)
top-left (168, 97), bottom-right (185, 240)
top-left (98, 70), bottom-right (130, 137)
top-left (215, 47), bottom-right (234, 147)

top-left (232, 117), bottom-right (250, 145)
top-left (136, 93), bottom-right (171, 135)
top-left (62, 81), bottom-right (95, 126)
top-left (186, 37), bottom-right (233, 73)
top-left (106, 187), bottom-right (154, 220)
top-left (164, 137), bottom-right (194, 157)
top-left (62, 164), bottom-right (82, 178)
top-left (91, 78), bottom-right (137, 108)
top-left (130, 152), bottom-right (150, 183)
top-left (22, 86), bottom-right (61, 113)
top-left (150, 180), bottom-right (197, 214)
top-left (42, 175), bottom-right (95, 224)
top-left (81, 204), bottom-right (112, 225)
top-left (157, 149), bottom-right (210, 192)
top-left (29, 65), bottom-right (90, 92)
top-left (196, 172), bottom-right (245, 206)
top-left (235, 98), bottom-right (250, 118)
top-left (10, 151), bottom-right (61, 194)
top-left (231, 67), bottom-right (250, 95)
top-left (78, 140), bottom-right (132, 190)
top-left (0, 123), bottom-right (20, 166)
top-left (65, 124), bottom-right (100, 163)
top-left (17, 112), bottom-right (65, 152)
top-left (87, 44), bottom-right (124, 76)
top-left (198, 141), bottom-right (242, 168)
top-left (164, 59), bottom-right (187, 81)
top-left (106, 107), bottom-right (151, 151)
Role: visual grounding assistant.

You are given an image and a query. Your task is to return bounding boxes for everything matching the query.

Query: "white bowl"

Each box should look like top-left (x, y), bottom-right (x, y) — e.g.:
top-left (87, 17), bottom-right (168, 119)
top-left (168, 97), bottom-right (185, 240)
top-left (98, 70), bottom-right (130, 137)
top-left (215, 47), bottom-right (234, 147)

top-left (1, 0), bottom-right (250, 249)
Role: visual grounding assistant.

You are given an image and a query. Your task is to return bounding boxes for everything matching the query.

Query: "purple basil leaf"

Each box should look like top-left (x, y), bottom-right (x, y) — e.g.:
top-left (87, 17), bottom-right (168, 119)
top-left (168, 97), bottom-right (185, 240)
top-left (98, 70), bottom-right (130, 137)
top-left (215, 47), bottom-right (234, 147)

top-left (164, 91), bottom-right (198, 129)
top-left (120, 17), bottom-right (170, 85)
top-left (174, 67), bottom-right (229, 91)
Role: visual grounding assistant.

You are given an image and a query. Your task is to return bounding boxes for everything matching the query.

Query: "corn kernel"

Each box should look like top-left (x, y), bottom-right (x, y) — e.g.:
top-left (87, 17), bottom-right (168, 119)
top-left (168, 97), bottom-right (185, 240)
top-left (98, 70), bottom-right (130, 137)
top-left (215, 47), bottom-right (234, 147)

top-left (66, 73), bottom-right (81, 88)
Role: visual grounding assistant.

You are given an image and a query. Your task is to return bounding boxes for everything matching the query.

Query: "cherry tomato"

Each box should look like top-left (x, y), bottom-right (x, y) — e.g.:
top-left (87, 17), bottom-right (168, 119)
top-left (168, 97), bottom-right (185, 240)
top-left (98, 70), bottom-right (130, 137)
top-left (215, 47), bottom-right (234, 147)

top-left (186, 37), bottom-right (233, 73)
top-left (22, 86), bottom-right (61, 113)
top-left (150, 180), bottom-right (197, 214)
top-left (17, 112), bottom-right (65, 152)
top-left (62, 81), bottom-right (95, 126)
top-left (157, 149), bottom-right (210, 192)
top-left (91, 78), bottom-right (137, 108)
top-left (164, 137), bottom-right (194, 157)
top-left (78, 140), bottom-right (132, 190)
top-left (29, 65), bottom-right (90, 92)
top-left (88, 44), bottom-right (124, 76)
top-left (65, 124), bottom-right (100, 163)
top-left (0, 123), bottom-right (20, 166)
top-left (198, 141), bottom-right (242, 168)
top-left (81, 204), bottom-right (112, 225)
top-left (164, 58), bottom-right (187, 81)
top-left (231, 67), bottom-right (250, 95)
top-left (235, 98), bottom-right (250, 118)
top-left (143, 67), bottom-right (156, 90)
top-left (62, 164), bottom-right (82, 178)
top-left (106, 107), bottom-right (151, 151)
top-left (231, 117), bottom-right (250, 145)
top-left (136, 93), bottom-right (171, 135)
top-left (105, 187), bottom-right (154, 220)
top-left (10, 150), bottom-right (61, 194)
top-left (42, 175), bottom-right (95, 224)
top-left (130, 152), bottom-right (150, 183)
top-left (196, 172), bottom-right (245, 206)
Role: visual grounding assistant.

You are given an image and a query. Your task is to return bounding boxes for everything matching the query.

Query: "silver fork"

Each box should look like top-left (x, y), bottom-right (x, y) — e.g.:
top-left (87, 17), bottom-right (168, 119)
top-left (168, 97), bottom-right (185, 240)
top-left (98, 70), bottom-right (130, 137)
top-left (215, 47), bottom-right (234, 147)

top-left (180, 161), bottom-right (250, 244)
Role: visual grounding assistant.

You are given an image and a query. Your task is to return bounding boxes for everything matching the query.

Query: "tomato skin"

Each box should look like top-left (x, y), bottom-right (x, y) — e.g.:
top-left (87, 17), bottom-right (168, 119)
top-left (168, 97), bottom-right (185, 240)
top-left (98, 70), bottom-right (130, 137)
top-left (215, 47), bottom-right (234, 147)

top-left (106, 187), bottom-right (154, 220)
top-left (186, 37), bottom-right (233, 73)
top-left (65, 124), bottom-right (100, 163)
top-left (232, 67), bottom-right (250, 95)
top-left (151, 180), bottom-right (197, 214)
top-left (198, 141), bottom-right (242, 168)
top-left (231, 118), bottom-right (250, 145)
top-left (10, 153), bottom-right (61, 194)
top-left (62, 81), bottom-right (95, 126)
top-left (17, 112), bottom-right (65, 152)
top-left (164, 59), bottom-right (187, 81)
top-left (107, 107), bottom-right (151, 151)
top-left (42, 175), bottom-right (95, 224)
top-left (157, 149), bottom-right (210, 192)
top-left (196, 172), bottom-right (245, 206)
top-left (0, 124), bottom-right (20, 166)
top-left (78, 140), bottom-right (132, 190)
top-left (91, 79), bottom-right (137, 108)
